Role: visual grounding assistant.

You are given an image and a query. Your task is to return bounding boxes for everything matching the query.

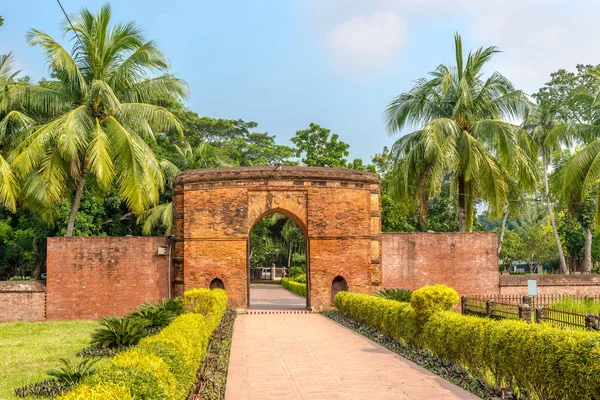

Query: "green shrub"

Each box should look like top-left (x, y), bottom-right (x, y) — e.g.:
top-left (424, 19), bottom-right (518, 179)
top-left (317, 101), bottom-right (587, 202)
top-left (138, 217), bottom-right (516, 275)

top-left (183, 288), bottom-right (227, 328)
top-left (281, 278), bottom-right (306, 297)
top-left (410, 284), bottom-right (459, 320)
top-left (289, 266), bottom-right (304, 278)
top-left (291, 273), bottom-right (306, 284)
top-left (46, 358), bottom-right (100, 385)
top-left (373, 288), bottom-right (412, 302)
top-left (90, 316), bottom-right (150, 349)
top-left (61, 290), bottom-right (228, 400)
top-left (423, 311), bottom-right (600, 399)
top-left (334, 286), bottom-right (600, 400)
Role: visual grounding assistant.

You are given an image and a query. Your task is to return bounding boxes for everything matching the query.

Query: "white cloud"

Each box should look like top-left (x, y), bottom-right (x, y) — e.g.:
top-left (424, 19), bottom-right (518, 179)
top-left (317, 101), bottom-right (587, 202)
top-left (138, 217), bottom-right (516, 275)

top-left (310, 0), bottom-right (600, 90)
top-left (325, 11), bottom-right (406, 71)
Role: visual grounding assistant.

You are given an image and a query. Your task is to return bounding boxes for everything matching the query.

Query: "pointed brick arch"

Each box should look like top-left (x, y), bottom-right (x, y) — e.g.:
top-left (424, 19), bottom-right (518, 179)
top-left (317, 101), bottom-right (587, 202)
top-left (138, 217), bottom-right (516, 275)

top-left (172, 166), bottom-right (381, 309)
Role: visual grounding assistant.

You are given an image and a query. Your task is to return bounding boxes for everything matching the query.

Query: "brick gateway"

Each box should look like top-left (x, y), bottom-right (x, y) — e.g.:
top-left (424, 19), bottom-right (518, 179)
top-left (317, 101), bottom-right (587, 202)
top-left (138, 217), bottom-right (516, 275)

top-left (171, 167), bottom-right (383, 309)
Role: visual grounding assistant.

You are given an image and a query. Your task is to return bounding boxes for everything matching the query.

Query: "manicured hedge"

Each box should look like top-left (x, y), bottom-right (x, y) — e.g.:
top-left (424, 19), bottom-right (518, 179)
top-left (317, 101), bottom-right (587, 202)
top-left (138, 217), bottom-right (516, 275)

top-left (60, 289), bottom-right (227, 400)
top-left (334, 285), bottom-right (600, 400)
top-left (281, 278), bottom-right (306, 297)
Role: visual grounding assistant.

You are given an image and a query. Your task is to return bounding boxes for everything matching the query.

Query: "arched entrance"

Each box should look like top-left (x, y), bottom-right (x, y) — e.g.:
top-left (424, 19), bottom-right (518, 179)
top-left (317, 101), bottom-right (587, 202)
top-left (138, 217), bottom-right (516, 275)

top-left (171, 166), bottom-right (382, 309)
top-left (247, 211), bottom-right (308, 309)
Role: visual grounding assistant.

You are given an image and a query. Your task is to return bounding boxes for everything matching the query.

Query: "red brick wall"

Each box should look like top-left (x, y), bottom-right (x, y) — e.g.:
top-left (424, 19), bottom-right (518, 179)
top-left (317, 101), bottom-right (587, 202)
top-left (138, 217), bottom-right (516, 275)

top-left (172, 167), bottom-right (382, 309)
top-left (46, 237), bottom-right (170, 320)
top-left (381, 232), bottom-right (500, 295)
top-left (0, 281), bottom-right (46, 322)
top-left (500, 274), bottom-right (600, 296)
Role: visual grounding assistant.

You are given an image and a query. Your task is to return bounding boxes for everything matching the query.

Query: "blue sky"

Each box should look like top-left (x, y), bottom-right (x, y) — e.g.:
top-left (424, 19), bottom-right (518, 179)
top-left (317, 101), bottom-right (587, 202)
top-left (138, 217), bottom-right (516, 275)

top-left (2, 1), bottom-right (600, 162)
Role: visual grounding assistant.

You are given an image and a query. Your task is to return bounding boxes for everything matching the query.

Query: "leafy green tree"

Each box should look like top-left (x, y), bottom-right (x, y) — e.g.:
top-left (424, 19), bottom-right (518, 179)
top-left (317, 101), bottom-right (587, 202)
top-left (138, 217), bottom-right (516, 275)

top-left (11, 4), bottom-right (186, 236)
top-left (227, 132), bottom-right (295, 166)
top-left (291, 123), bottom-right (349, 168)
top-left (498, 229), bottom-right (524, 271)
top-left (385, 33), bottom-right (536, 232)
top-left (521, 101), bottom-right (569, 273)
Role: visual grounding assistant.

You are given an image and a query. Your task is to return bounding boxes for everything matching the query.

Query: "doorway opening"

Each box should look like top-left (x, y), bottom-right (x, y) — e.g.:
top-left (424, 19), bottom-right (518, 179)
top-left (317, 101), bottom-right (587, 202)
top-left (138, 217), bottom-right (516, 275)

top-left (248, 211), bottom-right (308, 310)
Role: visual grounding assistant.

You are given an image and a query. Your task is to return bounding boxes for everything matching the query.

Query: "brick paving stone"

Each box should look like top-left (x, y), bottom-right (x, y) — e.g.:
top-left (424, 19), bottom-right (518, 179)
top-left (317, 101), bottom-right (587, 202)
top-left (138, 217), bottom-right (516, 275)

top-left (225, 314), bottom-right (478, 400)
top-left (249, 283), bottom-right (307, 310)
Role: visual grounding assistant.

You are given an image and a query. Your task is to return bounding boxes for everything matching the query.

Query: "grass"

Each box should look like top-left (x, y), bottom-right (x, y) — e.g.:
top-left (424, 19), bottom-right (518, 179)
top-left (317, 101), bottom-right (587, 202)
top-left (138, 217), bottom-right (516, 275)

top-left (551, 297), bottom-right (600, 314)
top-left (0, 320), bottom-right (98, 399)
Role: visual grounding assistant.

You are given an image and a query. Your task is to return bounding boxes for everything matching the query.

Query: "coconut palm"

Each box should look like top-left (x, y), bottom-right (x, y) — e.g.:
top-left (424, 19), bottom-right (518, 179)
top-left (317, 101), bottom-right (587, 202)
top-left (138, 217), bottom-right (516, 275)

top-left (385, 33), bottom-right (537, 232)
top-left (521, 103), bottom-right (569, 274)
top-left (10, 4), bottom-right (187, 236)
top-left (138, 141), bottom-right (234, 235)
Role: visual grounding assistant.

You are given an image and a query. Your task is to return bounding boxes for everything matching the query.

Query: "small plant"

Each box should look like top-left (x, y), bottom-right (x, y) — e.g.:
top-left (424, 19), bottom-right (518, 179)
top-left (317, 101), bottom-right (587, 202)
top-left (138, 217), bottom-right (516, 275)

top-left (8, 276), bottom-right (31, 281)
top-left (90, 316), bottom-right (150, 349)
top-left (373, 288), bottom-right (412, 302)
top-left (14, 379), bottom-right (73, 398)
top-left (47, 358), bottom-right (100, 385)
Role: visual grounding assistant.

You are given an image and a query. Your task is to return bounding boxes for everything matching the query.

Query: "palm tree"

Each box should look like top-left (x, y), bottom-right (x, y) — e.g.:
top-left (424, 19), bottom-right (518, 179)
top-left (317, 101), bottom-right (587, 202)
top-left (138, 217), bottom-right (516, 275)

top-left (521, 103), bottom-right (569, 274)
top-left (138, 141), bottom-right (234, 234)
top-left (10, 4), bottom-right (187, 236)
top-left (385, 33), bottom-right (536, 232)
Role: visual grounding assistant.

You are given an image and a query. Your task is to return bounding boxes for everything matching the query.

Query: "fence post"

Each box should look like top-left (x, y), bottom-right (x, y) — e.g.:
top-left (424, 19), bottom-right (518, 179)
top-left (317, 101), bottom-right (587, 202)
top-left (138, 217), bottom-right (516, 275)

top-left (519, 304), bottom-right (532, 323)
top-left (461, 295), bottom-right (467, 314)
top-left (535, 307), bottom-right (545, 324)
top-left (585, 314), bottom-right (599, 331)
top-left (522, 295), bottom-right (533, 307)
top-left (486, 299), bottom-right (493, 317)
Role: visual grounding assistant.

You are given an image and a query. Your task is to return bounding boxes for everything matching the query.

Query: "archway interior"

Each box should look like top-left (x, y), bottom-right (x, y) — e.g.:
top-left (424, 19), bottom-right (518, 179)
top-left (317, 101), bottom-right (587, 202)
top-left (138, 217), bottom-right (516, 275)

top-left (248, 212), bottom-right (308, 310)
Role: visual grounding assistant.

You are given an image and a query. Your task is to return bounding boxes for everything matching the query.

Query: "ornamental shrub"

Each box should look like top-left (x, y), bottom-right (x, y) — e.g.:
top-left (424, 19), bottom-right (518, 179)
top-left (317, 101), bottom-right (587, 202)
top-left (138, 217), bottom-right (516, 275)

top-left (291, 273), bottom-right (306, 284)
top-left (289, 266), bottom-right (304, 278)
top-left (281, 278), bottom-right (306, 297)
top-left (183, 288), bottom-right (227, 328)
top-left (333, 287), bottom-right (600, 400)
top-left (373, 288), bottom-right (412, 302)
top-left (410, 284), bottom-right (459, 320)
top-left (60, 289), bottom-right (227, 400)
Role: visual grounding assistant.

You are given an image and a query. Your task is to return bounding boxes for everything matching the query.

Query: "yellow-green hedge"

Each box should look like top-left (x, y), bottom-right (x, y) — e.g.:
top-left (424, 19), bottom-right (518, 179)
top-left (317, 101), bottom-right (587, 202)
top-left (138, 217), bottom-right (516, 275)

top-left (60, 289), bottom-right (227, 400)
top-left (281, 278), bottom-right (306, 297)
top-left (334, 286), bottom-right (600, 400)
top-left (333, 285), bottom-right (457, 346)
top-left (423, 311), bottom-right (600, 400)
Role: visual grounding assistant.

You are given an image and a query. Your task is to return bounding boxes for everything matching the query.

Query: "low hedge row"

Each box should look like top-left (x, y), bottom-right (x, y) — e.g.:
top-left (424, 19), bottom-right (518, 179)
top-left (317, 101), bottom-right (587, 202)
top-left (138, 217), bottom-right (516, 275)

top-left (60, 289), bottom-right (227, 400)
top-left (334, 285), bottom-right (600, 400)
top-left (281, 278), bottom-right (306, 297)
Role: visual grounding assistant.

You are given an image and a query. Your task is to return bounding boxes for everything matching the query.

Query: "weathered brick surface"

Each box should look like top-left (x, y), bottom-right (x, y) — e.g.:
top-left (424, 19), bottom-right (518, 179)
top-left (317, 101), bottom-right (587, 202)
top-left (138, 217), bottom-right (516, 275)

top-left (46, 237), bottom-right (170, 320)
top-left (500, 274), bottom-right (600, 296)
top-left (381, 232), bottom-right (500, 295)
top-left (0, 281), bottom-right (46, 322)
top-left (173, 166), bottom-right (381, 309)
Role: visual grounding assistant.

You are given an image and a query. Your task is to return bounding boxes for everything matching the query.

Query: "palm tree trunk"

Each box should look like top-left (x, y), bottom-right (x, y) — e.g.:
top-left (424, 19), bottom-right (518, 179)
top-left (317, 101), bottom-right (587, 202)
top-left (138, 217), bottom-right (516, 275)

top-left (457, 175), bottom-right (467, 232)
top-left (287, 241), bottom-right (292, 269)
top-left (66, 162), bottom-right (89, 237)
top-left (543, 153), bottom-right (568, 274)
top-left (498, 207), bottom-right (510, 255)
top-left (584, 228), bottom-right (593, 273)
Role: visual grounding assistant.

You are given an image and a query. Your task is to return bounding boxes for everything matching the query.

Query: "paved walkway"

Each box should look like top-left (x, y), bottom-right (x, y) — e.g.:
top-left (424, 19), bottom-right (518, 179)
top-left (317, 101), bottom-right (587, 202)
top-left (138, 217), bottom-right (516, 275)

top-left (225, 314), bottom-right (478, 400)
top-left (249, 283), bottom-right (307, 310)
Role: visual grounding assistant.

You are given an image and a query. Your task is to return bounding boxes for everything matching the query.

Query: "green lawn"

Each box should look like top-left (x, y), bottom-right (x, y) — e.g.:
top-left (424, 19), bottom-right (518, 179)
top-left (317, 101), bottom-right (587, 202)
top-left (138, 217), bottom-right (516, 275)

top-left (0, 320), bottom-right (98, 399)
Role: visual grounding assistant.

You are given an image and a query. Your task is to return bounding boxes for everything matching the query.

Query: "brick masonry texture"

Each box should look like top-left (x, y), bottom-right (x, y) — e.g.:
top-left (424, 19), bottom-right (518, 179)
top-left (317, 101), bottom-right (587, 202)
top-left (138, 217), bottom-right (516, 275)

top-left (46, 237), bottom-right (169, 320)
top-left (173, 166), bottom-right (382, 309)
top-left (500, 274), bottom-right (600, 296)
top-left (0, 281), bottom-right (46, 322)
top-left (381, 232), bottom-right (500, 295)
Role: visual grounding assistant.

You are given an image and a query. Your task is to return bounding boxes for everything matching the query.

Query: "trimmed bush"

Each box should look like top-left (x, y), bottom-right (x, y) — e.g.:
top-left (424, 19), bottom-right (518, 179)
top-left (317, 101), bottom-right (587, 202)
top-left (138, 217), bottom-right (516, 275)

top-left (334, 286), bottom-right (600, 400)
top-left (423, 311), bottom-right (600, 399)
top-left (373, 288), bottom-right (412, 302)
top-left (410, 284), bottom-right (459, 320)
top-left (291, 273), bottom-right (306, 284)
top-left (281, 278), bottom-right (306, 297)
top-left (60, 289), bottom-right (227, 400)
top-left (183, 288), bottom-right (227, 328)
